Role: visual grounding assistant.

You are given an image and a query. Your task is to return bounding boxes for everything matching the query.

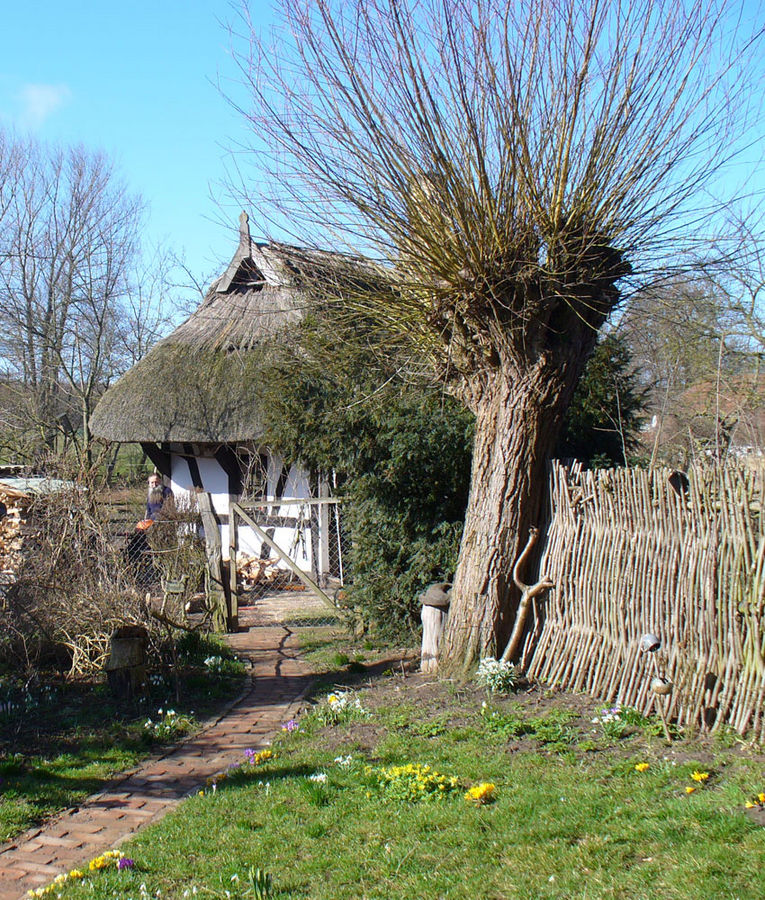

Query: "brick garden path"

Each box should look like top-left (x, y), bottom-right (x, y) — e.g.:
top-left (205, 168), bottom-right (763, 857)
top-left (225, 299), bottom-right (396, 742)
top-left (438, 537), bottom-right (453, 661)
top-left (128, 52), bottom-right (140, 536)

top-left (0, 623), bottom-right (314, 899)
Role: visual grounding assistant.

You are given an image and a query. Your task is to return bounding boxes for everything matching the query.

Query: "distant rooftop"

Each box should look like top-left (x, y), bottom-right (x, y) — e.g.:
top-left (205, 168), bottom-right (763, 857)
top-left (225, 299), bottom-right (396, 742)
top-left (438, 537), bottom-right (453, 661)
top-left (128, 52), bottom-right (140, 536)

top-left (0, 477), bottom-right (75, 496)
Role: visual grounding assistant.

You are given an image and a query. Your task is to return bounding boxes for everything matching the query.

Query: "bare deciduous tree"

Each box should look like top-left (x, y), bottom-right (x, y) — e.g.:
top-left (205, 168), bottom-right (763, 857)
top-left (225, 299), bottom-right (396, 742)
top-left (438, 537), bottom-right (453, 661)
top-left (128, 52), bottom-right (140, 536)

top-left (712, 213), bottom-right (765, 356)
top-left (0, 137), bottom-right (175, 467)
top-left (618, 275), bottom-right (756, 464)
top-left (230, 0), bottom-right (764, 671)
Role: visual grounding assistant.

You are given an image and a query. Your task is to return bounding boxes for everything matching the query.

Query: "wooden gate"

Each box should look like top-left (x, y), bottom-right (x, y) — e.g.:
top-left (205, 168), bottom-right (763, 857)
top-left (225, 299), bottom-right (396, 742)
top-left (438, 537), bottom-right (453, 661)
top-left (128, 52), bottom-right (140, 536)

top-left (228, 498), bottom-right (347, 627)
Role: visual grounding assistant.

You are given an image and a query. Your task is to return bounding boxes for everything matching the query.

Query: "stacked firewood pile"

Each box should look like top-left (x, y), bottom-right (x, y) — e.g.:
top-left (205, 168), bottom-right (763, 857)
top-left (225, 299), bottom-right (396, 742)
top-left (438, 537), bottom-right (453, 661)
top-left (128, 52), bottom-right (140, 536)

top-left (0, 484), bottom-right (30, 597)
top-left (236, 553), bottom-right (298, 590)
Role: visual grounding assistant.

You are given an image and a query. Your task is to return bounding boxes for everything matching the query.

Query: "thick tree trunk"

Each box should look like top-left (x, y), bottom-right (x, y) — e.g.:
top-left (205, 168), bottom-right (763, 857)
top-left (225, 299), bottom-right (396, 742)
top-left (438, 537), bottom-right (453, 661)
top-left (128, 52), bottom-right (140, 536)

top-left (439, 362), bottom-right (581, 674)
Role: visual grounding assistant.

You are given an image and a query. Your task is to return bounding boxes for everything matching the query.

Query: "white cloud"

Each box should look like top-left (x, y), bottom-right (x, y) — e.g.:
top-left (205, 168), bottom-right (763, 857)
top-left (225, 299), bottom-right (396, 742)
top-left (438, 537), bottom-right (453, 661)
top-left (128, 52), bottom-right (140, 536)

top-left (16, 83), bottom-right (72, 130)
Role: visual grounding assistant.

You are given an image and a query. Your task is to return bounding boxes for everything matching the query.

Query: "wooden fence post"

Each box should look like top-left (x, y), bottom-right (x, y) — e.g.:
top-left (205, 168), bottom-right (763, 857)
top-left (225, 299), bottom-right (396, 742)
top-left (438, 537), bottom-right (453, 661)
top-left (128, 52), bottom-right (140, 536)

top-left (229, 502), bottom-right (239, 628)
top-left (197, 491), bottom-right (229, 633)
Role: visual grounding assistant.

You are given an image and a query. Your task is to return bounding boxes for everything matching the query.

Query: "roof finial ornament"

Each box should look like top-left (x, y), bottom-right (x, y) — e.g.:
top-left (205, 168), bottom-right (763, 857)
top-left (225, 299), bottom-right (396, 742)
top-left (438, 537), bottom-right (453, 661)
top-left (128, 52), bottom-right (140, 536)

top-left (238, 210), bottom-right (250, 250)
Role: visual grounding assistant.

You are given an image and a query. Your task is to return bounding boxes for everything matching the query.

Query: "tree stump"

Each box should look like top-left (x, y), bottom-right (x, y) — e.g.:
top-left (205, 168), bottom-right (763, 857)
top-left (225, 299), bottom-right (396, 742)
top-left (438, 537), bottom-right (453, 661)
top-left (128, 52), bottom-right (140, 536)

top-left (105, 625), bottom-right (148, 699)
top-left (419, 583), bottom-right (451, 673)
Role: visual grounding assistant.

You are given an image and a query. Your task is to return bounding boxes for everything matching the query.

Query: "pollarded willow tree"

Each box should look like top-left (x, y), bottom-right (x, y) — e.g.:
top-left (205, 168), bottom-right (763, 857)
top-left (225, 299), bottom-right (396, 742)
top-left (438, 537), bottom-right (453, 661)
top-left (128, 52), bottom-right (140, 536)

top-left (230, 0), bottom-right (763, 671)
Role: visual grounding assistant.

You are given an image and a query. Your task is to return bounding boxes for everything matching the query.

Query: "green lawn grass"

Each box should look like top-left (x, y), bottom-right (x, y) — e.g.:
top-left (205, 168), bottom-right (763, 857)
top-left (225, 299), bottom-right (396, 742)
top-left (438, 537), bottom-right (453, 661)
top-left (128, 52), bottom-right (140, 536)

top-left (0, 634), bottom-right (245, 842)
top-left (0, 741), bottom-right (145, 842)
top-left (48, 646), bottom-right (765, 900)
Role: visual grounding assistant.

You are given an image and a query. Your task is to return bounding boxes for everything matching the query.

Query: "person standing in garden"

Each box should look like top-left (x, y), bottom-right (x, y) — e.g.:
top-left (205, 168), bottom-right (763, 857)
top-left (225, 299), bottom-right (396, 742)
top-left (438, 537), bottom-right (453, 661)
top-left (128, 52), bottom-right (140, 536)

top-left (145, 473), bottom-right (174, 521)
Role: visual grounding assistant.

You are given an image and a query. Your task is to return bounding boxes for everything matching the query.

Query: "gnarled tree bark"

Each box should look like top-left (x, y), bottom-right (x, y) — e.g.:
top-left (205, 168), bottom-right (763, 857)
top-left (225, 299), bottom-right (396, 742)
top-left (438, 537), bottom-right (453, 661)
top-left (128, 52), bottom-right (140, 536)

top-left (441, 308), bottom-right (607, 673)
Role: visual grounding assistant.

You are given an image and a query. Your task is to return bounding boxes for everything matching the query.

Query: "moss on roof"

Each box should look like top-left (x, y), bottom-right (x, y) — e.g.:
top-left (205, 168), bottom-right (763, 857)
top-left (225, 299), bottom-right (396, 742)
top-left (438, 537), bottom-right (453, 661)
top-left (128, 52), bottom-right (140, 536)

top-left (91, 222), bottom-right (306, 444)
top-left (90, 341), bottom-right (273, 444)
top-left (91, 213), bottom-right (388, 446)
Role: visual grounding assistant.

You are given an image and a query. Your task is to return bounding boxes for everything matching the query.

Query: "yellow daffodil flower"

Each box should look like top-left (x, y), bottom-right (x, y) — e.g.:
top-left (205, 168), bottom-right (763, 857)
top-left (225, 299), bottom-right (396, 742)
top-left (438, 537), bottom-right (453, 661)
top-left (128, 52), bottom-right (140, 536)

top-left (465, 782), bottom-right (496, 804)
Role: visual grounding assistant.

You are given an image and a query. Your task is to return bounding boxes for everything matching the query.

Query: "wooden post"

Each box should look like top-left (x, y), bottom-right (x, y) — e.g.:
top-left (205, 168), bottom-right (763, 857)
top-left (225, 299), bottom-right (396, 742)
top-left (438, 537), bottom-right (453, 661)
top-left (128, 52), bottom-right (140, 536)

top-left (310, 499), bottom-right (322, 585)
top-left (105, 626), bottom-right (148, 699)
top-left (421, 605), bottom-right (448, 673)
top-left (419, 583), bottom-right (452, 673)
top-left (318, 479), bottom-right (331, 579)
top-left (197, 491), bottom-right (228, 633)
top-left (229, 501), bottom-right (239, 628)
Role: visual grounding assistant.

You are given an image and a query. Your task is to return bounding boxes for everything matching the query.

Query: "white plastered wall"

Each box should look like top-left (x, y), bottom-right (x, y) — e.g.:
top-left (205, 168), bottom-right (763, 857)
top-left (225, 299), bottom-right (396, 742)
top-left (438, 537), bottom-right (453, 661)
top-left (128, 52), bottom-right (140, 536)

top-left (168, 450), bottom-right (323, 574)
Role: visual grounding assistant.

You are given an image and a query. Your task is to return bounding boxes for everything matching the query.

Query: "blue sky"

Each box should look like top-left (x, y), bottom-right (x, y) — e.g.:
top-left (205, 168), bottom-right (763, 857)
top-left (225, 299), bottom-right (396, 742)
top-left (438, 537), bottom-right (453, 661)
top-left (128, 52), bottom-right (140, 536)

top-left (0, 0), bottom-right (264, 283)
top-left (1, 1), bottom-right (763, 295)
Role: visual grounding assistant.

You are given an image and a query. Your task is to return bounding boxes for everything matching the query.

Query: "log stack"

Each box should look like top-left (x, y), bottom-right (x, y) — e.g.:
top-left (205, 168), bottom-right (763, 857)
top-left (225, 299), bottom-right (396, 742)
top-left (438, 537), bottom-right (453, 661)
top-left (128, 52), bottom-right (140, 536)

top-left (0, 483), bottom-right (30, 598)
top-left (236, 553), bottom-right (296, 589)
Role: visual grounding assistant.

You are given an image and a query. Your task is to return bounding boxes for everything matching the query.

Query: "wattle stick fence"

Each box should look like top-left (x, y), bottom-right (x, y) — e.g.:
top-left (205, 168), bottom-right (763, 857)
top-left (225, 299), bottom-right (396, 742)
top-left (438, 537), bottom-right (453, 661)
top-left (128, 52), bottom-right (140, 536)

top-left (523, 462), bottom-right (765, 741)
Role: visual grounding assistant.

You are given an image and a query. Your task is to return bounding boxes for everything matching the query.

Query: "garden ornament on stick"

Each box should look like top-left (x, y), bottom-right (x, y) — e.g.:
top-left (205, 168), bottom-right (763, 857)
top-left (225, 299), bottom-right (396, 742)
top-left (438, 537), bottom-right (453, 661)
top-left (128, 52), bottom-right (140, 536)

top-left (640, 632), bottom-right (673, 740)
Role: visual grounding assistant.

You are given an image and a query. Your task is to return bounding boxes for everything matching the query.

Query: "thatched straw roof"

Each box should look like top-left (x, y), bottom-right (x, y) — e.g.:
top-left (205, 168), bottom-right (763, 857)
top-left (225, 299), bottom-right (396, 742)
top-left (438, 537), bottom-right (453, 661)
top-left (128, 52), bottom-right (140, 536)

top-left (91, 213), bottom-right (318, 445)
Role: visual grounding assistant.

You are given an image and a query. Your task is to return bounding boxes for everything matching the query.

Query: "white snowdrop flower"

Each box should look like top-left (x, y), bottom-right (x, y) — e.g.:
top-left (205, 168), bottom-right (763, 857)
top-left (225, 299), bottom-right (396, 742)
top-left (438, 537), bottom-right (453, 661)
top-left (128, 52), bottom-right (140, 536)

top-left (476, 658), bottom-right (517, 693)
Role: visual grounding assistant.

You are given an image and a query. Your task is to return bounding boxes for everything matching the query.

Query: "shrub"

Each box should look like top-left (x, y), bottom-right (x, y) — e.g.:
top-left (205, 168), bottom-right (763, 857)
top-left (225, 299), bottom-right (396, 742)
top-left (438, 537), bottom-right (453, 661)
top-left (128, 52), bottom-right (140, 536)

top-left (2, 473), bottom-right (153, 677)
top-left (340, 392), bottom-right (472, 639)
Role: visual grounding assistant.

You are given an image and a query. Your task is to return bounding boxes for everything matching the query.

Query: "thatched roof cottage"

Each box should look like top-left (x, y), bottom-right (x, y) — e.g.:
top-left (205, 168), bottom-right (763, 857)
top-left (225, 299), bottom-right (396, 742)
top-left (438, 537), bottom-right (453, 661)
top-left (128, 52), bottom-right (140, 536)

top-left (91, 212), bottom-right (336, 582)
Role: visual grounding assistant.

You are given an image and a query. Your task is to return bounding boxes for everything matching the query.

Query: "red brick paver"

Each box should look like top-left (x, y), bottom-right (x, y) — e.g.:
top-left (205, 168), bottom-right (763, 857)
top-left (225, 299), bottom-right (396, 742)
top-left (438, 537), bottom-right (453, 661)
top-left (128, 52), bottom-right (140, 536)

top-left (0, 624), bottom-right (313, 899)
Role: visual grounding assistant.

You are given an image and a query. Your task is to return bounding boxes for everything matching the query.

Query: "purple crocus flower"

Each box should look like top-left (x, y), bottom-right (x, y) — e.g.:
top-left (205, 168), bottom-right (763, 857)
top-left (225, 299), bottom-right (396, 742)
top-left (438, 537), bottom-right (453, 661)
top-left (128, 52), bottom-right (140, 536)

top-left (117, 857), bottom-right (135, 870)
